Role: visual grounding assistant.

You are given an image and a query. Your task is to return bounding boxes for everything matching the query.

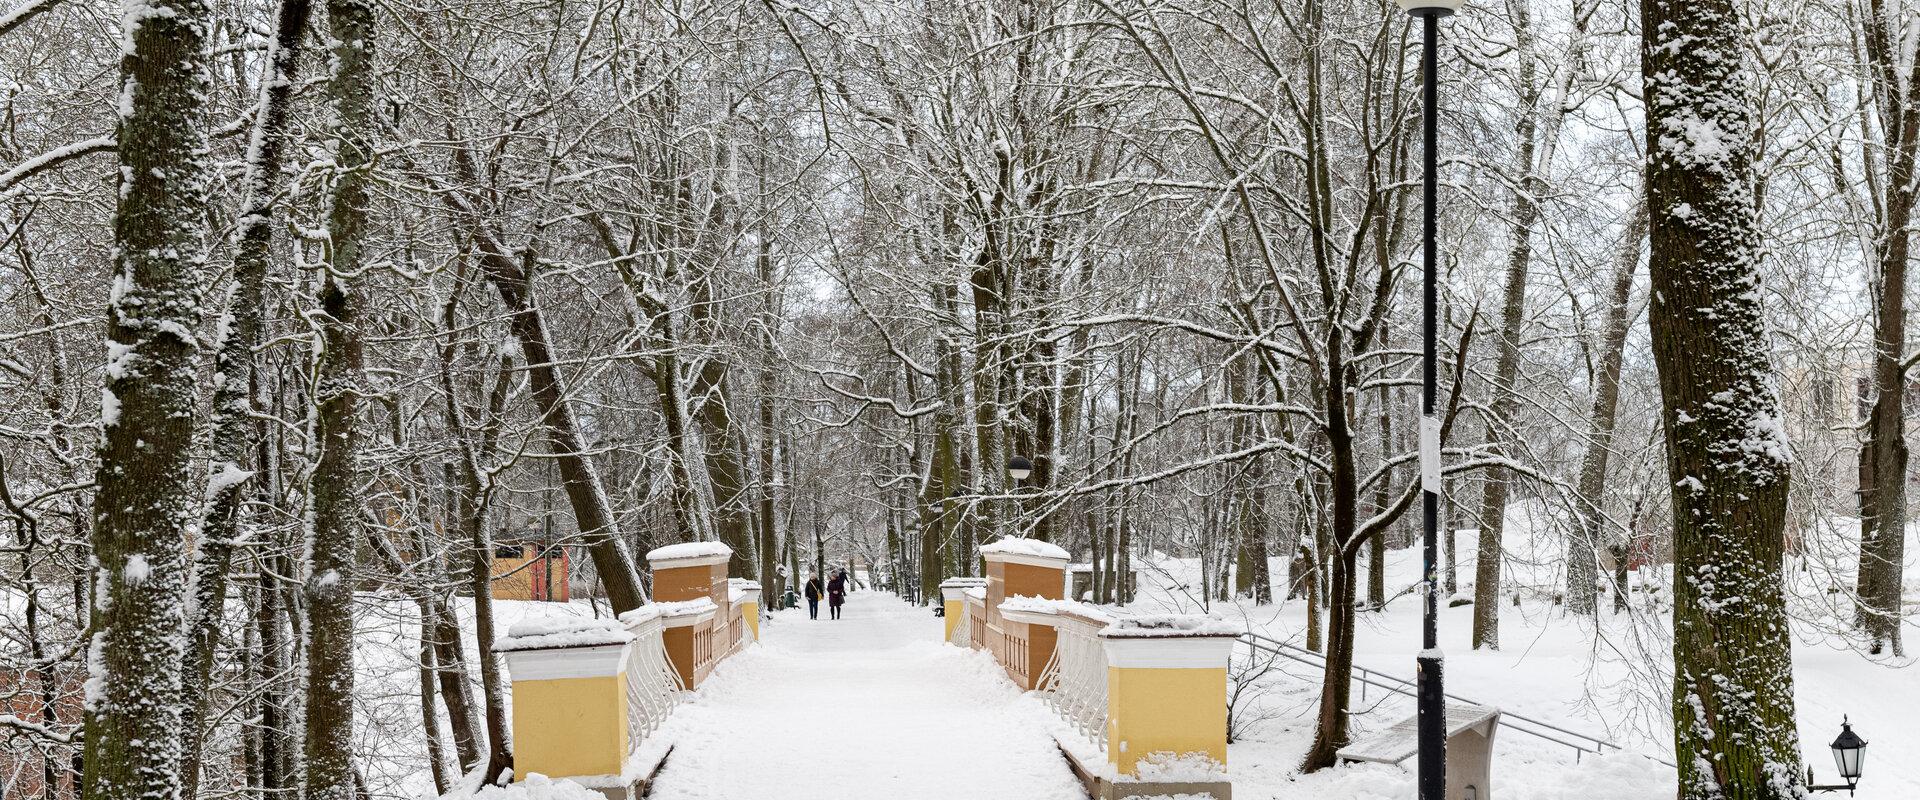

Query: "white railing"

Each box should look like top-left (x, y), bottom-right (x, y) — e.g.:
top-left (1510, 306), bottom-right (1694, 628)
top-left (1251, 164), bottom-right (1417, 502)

top-left (1001, 598), bottom-right (1115, 756)
top-left (1036, 608), bottom-right (1111, 753)
top-left (620, 608), bottom-right (684, 746)
top-left (949, 598), bottom-right (972, 647)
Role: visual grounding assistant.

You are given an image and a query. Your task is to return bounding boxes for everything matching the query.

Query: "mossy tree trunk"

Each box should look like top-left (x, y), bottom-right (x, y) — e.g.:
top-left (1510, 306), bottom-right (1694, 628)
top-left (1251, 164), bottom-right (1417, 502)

top-left (82, 0), bottom-right (215, 795)
top-left (1644, 0), bottom-right (1805, 794)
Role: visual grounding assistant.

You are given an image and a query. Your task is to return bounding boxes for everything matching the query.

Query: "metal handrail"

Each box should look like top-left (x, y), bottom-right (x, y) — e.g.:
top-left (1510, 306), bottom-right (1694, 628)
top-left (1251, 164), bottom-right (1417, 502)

top-left (1237, 631), bottom-right (1675, 767)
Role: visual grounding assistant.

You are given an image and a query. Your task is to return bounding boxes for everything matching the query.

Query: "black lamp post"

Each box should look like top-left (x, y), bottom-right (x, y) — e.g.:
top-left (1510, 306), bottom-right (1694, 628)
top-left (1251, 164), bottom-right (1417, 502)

top-left (1395, 1), bottom-right (1462, 799)
top-left (1808, 717), bottom-right (1867, 794)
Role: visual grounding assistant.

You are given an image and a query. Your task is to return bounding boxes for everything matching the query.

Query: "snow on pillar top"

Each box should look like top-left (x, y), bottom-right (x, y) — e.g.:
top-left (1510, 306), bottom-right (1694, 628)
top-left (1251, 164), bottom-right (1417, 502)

top-left (940, 576), bottom-right (987, 602)
top-left (497, 616), bottom-right (634, 681)
top-left (1099, 615), bottom-right (1241, 669)
top-left (977, 535), bottom-right (1071, 569)
top-left (645, 540), bottom-right (734, 569)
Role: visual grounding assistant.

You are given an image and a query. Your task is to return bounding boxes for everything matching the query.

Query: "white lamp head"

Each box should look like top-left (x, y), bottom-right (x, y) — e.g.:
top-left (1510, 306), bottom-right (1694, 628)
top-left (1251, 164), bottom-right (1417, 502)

top-left (1398, 0), bottom-right (1465, 15)
top-left (1007, 456), bottom-right (1033, 481)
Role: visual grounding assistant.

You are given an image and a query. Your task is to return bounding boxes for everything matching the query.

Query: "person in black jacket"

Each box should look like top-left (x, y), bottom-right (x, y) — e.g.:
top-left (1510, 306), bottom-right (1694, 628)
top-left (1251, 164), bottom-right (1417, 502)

top-left (827, 570), bottom-right (848, 620)
top-left (803, 575), bottom-right (824, 620)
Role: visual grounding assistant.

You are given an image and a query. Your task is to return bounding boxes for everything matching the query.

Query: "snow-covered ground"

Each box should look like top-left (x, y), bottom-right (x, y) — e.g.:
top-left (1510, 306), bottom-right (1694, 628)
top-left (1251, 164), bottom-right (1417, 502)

top-left (645, 590), bottom-right (1086, 800)
top-left (1109, 512), bottom-right (1918, 800)
top-left (354, 507), bottom-right (1912, 800)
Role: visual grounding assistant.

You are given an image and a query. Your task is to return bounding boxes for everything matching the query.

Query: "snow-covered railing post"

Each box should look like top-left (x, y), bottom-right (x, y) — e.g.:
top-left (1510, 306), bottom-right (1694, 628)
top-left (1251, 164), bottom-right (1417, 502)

top-left (647, 542), bottom-right (734, 689)
top-left (978, 536), bottom-right (1070, 690)
top-left (939, 577), bottom-right (986, 643)
top-left (1098, 615), bottom-right (1236, 795)
top-left (498, 618), bottom-right (636, 785)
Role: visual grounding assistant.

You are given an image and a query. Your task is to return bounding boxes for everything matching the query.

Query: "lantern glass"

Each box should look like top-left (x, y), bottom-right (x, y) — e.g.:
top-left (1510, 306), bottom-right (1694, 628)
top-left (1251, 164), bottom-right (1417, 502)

top-left (1007, 456), bottom-right (1033, 481)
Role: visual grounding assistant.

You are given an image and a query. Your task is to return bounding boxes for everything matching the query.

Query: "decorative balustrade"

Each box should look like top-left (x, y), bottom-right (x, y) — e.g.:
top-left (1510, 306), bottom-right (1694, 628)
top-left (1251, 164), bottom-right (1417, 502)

top-left (501, 542), bottom-right (759, 798)
top-left (945, 536), bottom-right (1235, 800)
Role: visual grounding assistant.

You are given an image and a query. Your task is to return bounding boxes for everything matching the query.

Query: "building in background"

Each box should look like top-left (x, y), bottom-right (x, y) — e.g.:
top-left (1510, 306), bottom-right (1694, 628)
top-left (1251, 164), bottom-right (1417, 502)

top-left (490, 540), bottom-right (571, 602)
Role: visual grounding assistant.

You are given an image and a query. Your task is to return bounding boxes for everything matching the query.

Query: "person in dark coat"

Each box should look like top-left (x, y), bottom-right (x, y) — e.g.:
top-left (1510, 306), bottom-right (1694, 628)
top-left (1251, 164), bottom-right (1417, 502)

top-left (827, 570), bottom-right (848, 620)
top-left (803, 575), bottom-right (824, 620)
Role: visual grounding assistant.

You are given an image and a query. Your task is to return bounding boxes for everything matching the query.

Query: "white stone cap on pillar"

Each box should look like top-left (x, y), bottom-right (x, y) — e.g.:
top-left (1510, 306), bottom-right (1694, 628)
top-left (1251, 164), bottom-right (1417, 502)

top-left (978, 535), bottom-right (1071, 569)
top-left (1099, 615), bottom-right (1241, 669)
top-left (646, 541), bottom-right (733, 569)
top-left (501, 642), bottom-right (630, 681)
top-left (497, 616), bottom-right (634, 680)
top-left (728, 578), bottom-right (762, 606)
top-left (940, 577), bottom-right (987, 602)
top-left (655, 596), bottom-right (718, 628)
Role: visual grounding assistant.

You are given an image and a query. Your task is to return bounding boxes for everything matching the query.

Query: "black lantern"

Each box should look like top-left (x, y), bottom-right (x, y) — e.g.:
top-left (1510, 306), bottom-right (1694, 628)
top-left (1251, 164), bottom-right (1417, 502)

top-left (1006, 456), bottom-right (1032, 482)
top-left (1809, 716), bottom-right (1867, 794)
top-left (1831, 717), bottom-right (1865, 786)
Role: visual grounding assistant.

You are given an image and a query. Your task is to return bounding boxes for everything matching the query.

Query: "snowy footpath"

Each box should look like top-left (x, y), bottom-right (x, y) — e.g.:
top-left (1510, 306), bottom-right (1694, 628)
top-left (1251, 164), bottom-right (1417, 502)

top-left (645, 590), bottom-right (1088, 800)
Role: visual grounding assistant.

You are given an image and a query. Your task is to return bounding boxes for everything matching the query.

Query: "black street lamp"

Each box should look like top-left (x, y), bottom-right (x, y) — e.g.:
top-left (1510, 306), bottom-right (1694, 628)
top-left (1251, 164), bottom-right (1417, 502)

top-left (1395, 1), bottom-right (1462, 799)
top-left (1808, 717), bottom-right (1867, 794)
top-left (1006, 455), bottom-right (1033, 483)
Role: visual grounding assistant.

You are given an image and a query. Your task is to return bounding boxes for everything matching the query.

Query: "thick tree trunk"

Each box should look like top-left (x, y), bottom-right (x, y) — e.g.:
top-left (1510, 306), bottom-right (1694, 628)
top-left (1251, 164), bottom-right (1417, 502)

top-left (81, 0), bottom-right (215, 795)
top-left (179, 0), bottom-right (311, 791)
top-left (1644, 0), bottom-right (1805, 794)
top-left (1569, 202), bottom-right (1646, 615)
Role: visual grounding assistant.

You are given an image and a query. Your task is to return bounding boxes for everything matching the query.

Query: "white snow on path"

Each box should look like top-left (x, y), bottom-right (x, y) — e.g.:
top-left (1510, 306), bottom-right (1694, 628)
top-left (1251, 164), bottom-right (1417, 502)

top-left (645, 590), bottom-right (1089, 800)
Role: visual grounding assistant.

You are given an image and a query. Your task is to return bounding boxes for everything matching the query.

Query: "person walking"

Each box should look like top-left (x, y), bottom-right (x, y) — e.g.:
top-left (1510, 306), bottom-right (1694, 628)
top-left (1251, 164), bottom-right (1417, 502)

top-left (803, 574), bottom-right (824, 620)
top-left (827, 569), bottom-right (848, 620)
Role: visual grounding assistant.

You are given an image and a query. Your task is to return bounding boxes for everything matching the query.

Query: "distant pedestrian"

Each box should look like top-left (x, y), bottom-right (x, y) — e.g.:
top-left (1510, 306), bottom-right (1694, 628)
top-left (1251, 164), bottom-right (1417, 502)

top-left (828, 570), bottom-right (848, 620)
top-left (804, 575), bottom-right (824, 620)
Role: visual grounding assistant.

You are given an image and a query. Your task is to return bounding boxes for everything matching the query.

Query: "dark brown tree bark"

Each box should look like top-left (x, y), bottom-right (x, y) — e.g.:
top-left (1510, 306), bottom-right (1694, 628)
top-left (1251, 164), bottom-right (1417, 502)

top-left (1644, 0), bottom-right (1805, 794)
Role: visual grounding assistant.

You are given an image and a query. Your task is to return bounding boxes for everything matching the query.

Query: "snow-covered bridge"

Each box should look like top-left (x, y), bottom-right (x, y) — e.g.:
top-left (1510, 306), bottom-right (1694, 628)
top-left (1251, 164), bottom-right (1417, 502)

top-left (496, 540), bottom-right (1237, 800)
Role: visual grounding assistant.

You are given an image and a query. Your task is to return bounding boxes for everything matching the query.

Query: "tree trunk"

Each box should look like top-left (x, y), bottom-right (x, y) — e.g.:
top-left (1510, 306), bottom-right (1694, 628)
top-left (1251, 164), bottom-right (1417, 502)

top-left (467, 242), bottom-right (647, 613)
top-left (1569, 201), bottom-right (1646, 615)
top-left (1855, 0), bottom-right (1919, 657)
top-left (81, 0), bottom-right (215, 794)
top-left (1644, 0), bottom-right (1805, 793)
top-left (303, 0), bottom-right (376, 793)
top-left (417, 619), bottom-right (451, 796)
top-left (180, 0), bottom-right (311, 791)
top-left (1471, 27), bottom-right (1542, 648)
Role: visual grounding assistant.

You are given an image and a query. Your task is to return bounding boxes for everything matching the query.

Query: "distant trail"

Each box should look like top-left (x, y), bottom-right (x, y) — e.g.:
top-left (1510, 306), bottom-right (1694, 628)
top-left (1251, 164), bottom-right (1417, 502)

top-left (645, 591), bottom-right (1087, 800)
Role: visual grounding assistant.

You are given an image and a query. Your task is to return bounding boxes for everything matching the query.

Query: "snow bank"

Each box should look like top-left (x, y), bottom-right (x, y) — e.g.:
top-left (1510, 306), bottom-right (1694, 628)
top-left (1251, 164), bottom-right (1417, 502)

top-left (645, 541), bottom-right (732, 562)
top-left (979, 535), bottom-right (1070, 560)
top-left (1104, 613), bottom-right (1242, 638)
top-left (442, 774), bottom-right (604, 800)
top-left (1128, 751), bottom-right (1229, 784)
top-left (497, 616), bottom-right (632, 652)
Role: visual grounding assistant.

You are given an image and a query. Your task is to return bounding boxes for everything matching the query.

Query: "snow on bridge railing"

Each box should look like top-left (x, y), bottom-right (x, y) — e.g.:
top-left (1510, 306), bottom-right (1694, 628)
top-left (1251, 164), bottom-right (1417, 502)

top-left (944, 537), bottom-right (1235, 800)
top-left (499, 543), bottom-right (760, 797)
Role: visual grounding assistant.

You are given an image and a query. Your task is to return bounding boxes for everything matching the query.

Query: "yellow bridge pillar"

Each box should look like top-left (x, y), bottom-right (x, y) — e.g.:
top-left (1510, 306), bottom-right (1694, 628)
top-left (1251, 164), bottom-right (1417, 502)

top-left (939, 577), bottom-right (986, 641)
top-left (498, 620), bottom-right (634, 782)
top-left (1100, 622), bottom-right (1236, 792)
top-left (730, 578), bottom-right (762, 641)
